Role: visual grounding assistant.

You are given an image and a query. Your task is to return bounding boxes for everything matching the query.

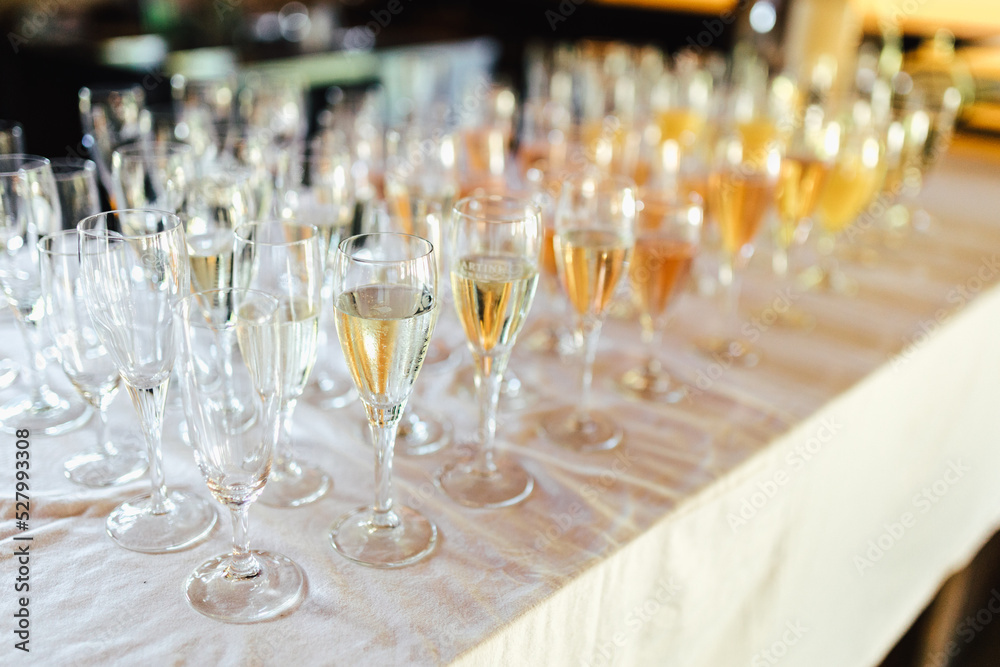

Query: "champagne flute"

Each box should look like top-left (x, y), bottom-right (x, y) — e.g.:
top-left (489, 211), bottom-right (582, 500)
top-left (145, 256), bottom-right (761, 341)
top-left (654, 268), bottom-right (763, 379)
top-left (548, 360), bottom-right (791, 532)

top-left (78, 209), bottom-right (217, 552)
top-left (0, 155), bottom-right (90, 434)
top-left (618, 191), bottom-right (702, 401)
top-left (382, 197), bottom-right (453, 455)
top-left (233, 221), bottom-right (329, 508)
top-left (330, 232), bottom-right (439, 567)
top-left (78, 85), bottom-right (147, 207)
top-left (174, 287), bottom-right (306, 622)
top-left (699, 111), bottom-right (782, 366)
top-left (540, 174), bottom-right (636, 452)
top-left (437, 196), bottom-right (541, 507)
top-left (184, 169), bottom-right (256, 293)
top-left (111, 141), bottom-right (193, 214)
top-left (50, 158), bottom-right (101, 229)
top-left (39, 230), bottom-right (147, 486)
top-left (284, 150), bottom-right (359, 411)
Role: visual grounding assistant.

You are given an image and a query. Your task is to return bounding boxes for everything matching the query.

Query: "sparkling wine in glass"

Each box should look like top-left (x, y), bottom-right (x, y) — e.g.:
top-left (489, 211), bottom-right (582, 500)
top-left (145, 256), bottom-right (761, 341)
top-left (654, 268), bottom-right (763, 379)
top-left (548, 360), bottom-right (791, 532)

top-left (437, 196), bottom-right (541, 507)
top-left (0, 155), bottom-right (90, 435)
top-left (175, 287), bottom-right (306, 622)
top-left (111, 141), bottom-right (193, 214)
top-left (618, 191), bottom-right (702, 401)
top-left (331, 232), bottom-right (439, 567)
top-left (78, 209), bottom-right (217, 552)
top-left (233, 221), bottom-right (329, 507)
top-left (39, 230), bottom-right (147, 486)
top-left (540, 174), bottom-right (636, 452)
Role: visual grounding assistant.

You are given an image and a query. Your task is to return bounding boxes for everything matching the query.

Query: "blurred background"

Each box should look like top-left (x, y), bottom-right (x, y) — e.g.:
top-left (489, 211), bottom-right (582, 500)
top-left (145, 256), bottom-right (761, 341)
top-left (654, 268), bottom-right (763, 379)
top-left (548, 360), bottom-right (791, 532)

top-left (2, 0), bottom-right (1000, 665)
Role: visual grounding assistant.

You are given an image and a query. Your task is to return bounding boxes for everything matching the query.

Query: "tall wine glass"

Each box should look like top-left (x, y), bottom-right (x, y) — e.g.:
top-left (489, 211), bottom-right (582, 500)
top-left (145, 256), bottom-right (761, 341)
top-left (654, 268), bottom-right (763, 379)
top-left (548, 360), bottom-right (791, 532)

top-left (699, 113), bottom-right (782, 366)
top-left (175, 287), bottom-right (306, 622)
top-left (382, 197), bottom-right (453, 455)
top-left (540, 174), bottom-right (636, 452)
top-left (184, 169), bottom-right (256, 293)
top-left (283, 150), bottom-right (359, 411)
top-left (78, 209), bottom-right (217, 552)
top-left (330, 232), bottom-right (439, 567)
top-left (0, 155), bottom-right (90, 434)
top-left (79, 85), bottom-right (147, 206)
top-left (437, 196), bottom-right (541, 507)
top-left (233, 221), bottom-right (329, 507)
top-left (618, 191), bottom-right (702, 401)
top-left (39, 231), bottom-right (147, 486)
top-left (0, 123), bottom-right (25, 390)
top-left (111, 141), bottom-right (193, 214)
top-left (50, 158), bottom-right (101, 229)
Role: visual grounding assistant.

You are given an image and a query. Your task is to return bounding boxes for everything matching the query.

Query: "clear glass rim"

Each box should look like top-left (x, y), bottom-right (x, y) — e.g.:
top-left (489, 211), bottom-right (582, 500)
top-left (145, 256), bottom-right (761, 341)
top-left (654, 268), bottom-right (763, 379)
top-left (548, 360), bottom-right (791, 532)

top-left (77, 209), bottom-right (182, 240)
top-left (452, 194), bottom-right (542, 226)
top-left (337, 232), bottom-right (433, 265)
top-left (233, 220), bottom-right (321, 248)
top-left (0, 153), bottom-right (50, 177)
top-left (37, 229), bottom-right (83, 257)
top-left (558, 171), bottom-right (637, 194)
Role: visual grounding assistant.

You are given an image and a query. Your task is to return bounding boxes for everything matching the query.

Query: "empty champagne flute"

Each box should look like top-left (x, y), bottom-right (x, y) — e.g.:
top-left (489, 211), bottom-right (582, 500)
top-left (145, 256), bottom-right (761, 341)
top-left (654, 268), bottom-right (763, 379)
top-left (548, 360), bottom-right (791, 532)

top-left (437, 196), bottom-right (541, 507)
top-left (0, 155), bottom-right (90, 434)
top-left (175, 287), bottom-right (305, 622)
top-left (618, 190), bottom-right (702, 401)
top-left (78, 85), bottom-right (147, 206)
top-left (284, 150), bottom-right (359, 410)
top-left (233, 221), bottom-right (329, 507)
top-left (78, 210), bottom-right (217, 552)
top-left (330, 232), bottom-right (439, 567)
top-left (39, 230), bottom-right (147, 486)
top-left (111, 141), bottom-right (193, 214)
top-left (50, 158), bottom-right (101, 229)
top-left (540, 174), bottom-right (636, 452)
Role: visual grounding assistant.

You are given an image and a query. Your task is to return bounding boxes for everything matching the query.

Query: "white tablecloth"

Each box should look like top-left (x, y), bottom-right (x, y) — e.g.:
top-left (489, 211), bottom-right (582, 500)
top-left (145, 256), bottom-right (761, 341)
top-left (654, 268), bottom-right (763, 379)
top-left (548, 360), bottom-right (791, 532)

top-left (3, 136), bottom-right (1000, 666)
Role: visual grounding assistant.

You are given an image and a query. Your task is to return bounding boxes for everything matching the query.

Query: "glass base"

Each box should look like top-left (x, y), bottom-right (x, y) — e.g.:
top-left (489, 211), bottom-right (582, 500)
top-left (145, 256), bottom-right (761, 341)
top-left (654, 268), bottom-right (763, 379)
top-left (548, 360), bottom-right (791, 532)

top-left (258, 459), bottom-right (331, 508)
top-left (696, 336), bottom-right (761, 368)
top-left (330, 505), bottom-right (437, 568)
top-left (0, 359), bottom-right (17, 390)
top-left (106, 489), bottom-right (217, 553)
top-left (185, 550), bottom-right (306, 623)
top-left (773, 306), bottom-right (816, 331)
top-left (64, 446), bottom-right (147, 488)
top-left (540, 407), bottom-right (623, 452)
top-left (0, 389), bottom-right (90, 436)
top-left (436, 455), bottom-right (534, 508)
top-left (307, 374), bottom-right (358, 410)
top-left (396, 408), bottom-right (451, 456)
top-left (797, 265), bottom-right (858, 297)
top-left (618, 362), bottom-right (687, 403)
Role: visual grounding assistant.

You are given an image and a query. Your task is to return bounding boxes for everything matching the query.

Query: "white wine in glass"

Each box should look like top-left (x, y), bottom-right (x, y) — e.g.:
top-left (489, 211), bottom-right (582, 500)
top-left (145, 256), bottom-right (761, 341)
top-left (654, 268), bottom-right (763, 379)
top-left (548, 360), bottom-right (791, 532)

top-left (331, 232), bottom-right (440, 567)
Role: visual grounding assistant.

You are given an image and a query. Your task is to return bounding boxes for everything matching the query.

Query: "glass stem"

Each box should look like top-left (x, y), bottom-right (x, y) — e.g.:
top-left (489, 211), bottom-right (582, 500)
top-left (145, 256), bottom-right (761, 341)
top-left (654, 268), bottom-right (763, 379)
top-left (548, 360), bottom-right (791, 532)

top-left (125, 382), bottom-right (169, 514)
top-left (275, 398), bottom-right (297, 471)
top-left (772, 242), bottom-right (789, 278)
top-left (225, 504), bottom-right (259, 579)
top-left (365, 404), bottom-right (402, 529)
top-left (474, 352), bottom-right (507, 475)
top-left (577, 316), bottom-right (602, 419)
top-left (12, 313), bottom-right (51, 406)
top-left (95, 404), bottom-right (115, 456)
top-left (639, 314), bottom-right (664, 376)
top-left (718, 254), bottom-right (742, 342)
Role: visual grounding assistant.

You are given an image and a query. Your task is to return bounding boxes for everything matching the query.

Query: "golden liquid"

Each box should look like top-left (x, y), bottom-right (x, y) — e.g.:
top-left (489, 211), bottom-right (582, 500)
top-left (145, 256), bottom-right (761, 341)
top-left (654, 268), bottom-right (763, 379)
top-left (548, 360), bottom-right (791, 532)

top-left (775, 156), bottom-right (830, 247)
top-left (656, 108), bottom-right (705, 149)
top-left (541, 226), bottom-right (558, 279)
top-left (629, 238), bottom-right (694, 320)
top-left (450, 255), bottom-right (538, 354)
top-left (708, 171), bottom-right (774, 255)
top-left (816, 152), bottom-right (883, 233)
top-left (555, 229), bottom-right (631, 317)
top-left (335, 284), bottom-right (435, 408)
top-left (188, 229), bottom-right (235, 293)
top-left (737, 118), bottom-right (779, 163)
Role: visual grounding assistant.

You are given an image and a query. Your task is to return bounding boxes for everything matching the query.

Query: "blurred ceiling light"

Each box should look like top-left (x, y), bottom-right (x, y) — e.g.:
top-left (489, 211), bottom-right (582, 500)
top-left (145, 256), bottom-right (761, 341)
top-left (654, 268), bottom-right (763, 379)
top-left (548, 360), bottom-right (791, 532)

top-left (749, 1), bottom-right (777, 34)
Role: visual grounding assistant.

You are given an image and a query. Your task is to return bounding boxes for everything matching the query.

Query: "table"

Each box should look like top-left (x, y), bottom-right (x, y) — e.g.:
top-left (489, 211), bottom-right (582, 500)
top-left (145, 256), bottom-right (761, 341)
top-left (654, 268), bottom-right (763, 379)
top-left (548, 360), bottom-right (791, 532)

top-left (3, 134), bottom-right (1000, 666)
